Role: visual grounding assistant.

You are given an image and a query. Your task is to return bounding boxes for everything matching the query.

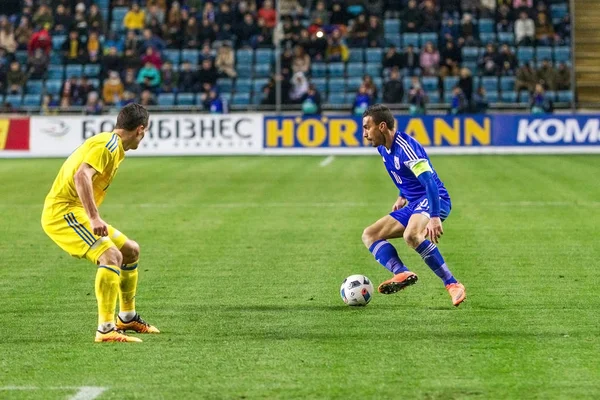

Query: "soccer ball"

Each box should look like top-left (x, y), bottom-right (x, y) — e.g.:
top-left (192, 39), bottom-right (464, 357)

top-left (340, 274), bottom-right (374, 306)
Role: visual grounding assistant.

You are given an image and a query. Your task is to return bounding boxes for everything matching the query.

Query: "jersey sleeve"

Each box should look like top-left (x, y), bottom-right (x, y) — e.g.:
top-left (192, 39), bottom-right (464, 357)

top-left (83, 142), bottom-right (114, 174)
top-left (396, 138), bottom-right (431, 177)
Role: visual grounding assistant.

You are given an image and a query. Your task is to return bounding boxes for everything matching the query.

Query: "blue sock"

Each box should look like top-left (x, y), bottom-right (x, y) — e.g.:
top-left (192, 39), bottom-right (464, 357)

top-left (369, 240), bottom-right (409, 274)
top-left (415, 240), bottom-right (457, 285)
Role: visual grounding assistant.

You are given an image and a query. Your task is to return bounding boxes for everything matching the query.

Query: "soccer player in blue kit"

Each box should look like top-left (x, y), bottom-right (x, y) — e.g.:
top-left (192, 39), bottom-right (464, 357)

top-left (361, 105), bottom-right (466, 306)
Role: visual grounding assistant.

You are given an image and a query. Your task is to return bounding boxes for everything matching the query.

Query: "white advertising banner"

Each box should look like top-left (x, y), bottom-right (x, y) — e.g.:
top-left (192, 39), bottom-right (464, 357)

top-left (29, 114), bottom-right (263, 157)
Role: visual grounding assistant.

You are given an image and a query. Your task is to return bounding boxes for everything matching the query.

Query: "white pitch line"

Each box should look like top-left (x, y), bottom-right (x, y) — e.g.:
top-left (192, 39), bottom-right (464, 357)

top-left (67, 386), bottom-right (108, 400)
top-left (319, 155), bottom-right (335, 167)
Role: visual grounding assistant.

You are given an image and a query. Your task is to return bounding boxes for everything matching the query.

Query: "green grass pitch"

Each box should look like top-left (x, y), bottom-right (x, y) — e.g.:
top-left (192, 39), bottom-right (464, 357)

top-left (0, 155), bottom-right (599, 399)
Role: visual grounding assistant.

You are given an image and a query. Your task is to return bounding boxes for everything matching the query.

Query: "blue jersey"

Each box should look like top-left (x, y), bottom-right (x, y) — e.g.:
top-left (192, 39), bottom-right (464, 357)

top-left (377, 131), bottom-right (450, 203)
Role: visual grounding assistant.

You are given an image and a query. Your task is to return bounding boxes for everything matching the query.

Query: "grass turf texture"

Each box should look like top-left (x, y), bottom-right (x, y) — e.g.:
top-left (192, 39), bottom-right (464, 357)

top-left (0, 155), bottom-right (599, 399)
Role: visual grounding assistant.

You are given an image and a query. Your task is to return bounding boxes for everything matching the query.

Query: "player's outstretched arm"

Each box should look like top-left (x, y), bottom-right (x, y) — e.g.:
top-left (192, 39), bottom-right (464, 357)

top-left (74, 162), bottom-right (108, 236)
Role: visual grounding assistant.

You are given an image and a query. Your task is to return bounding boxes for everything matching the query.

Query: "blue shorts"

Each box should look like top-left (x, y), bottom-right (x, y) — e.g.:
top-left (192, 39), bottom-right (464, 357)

top-left (390, 196), bottom-right (452, 228)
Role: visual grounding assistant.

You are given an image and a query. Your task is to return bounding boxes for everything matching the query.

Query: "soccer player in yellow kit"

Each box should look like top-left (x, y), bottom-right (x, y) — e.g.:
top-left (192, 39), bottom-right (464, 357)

top-left (41, 104), bottom-right (159, 342)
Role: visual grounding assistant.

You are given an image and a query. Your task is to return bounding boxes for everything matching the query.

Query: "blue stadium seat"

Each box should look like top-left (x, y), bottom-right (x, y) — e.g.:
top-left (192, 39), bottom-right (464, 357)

top-left (253, 78), bottom-right (268, 93)
top-left (427, 91), bottom-right (440, 103)
top-left (551, 3), bottom-right (569, 19)
top-left (347, 77), bottom-right (363, 92)
top-left (23, 94), bottom-right (41, 107)
top-left (235, 78), bottom-right (252, 93)
top-left (176, 93), bottom-right (195, 106)
top-left (536, 46), bottom-right (553, 62)
top-left (157, 93), bottom-right (175, 106)
top-left (328, 92), bottom-right (346, 105)
top-left (236, 49), bottom-right (253, 65)
top-left (347, 63), bottom-right (364, 77)
top-left (442, 76), bottom-right (458, 92)
top-left (328, 62), bottom-right (345, 76)
top-left (89, 78), bottom-right (100, 89)
top-left (47, 65), bottom-right (64, 80)
top-left (498, 32), bottom-right (515, 44)
top-left (52, 35), bottom-right (66, 50)
top-left (236, 64), bottom-right (252, 78)
top-left (252, 92), bottom-right (263, 105)
top-left (463, 61), bottom-right (478, 74)
top-left (232, 92), bottom-right (251, 105)
top-left (348, 49), bottom-right (364, 63)
top-left (422, 76), bottom-right (438, 92)
top-left (254, 64), bottom-right (271, 78)
top-left (83, 64), bottom-right (101, 77)
top-left (419, 33), bottom-right (438, 47)
top-left (517, 46), bottom-right (534, 63)
top-left (15, 51), bottom-right (28, 65)
top-left (554, 46), bottom-right (571, 62)
top-left (373, 77), bottom-right (383, 90)
top-left (345, 92), bottom-right (358, 104)
top-left (365, 63), bottom-right (381, 77)
top-left (312, 78), bottom-right (327, 94)
top-left (403, 33), bottom-right (419, 47)
top-left (500, 76), bottom-right (516, 92)
top-left (45, 79), bottom-right (62, 95)
top-left (481, 76), bottom-right (498, 92)
top-left (384, 19), bottom-right (400, 35)
top-left (163, 49), bottom-right (180, 64)
top-left (557, 90), bottom-right (574, 103)
top-left (500, 91), bottom-right (518, 103)
top-left (50, 52), bottom-right (62, 65)
top-left (26, 80), bottom-right (44, 94)
top-left (443, 92), bottom-right (453, 104)
top-left (255, 49), bottom-right (273, 64)
top-left (181, 49), bottom-right (199, 64)
top-left (462, 47), bottom-right (479, 62)
top-left (479, 32), bottom-right (497, 44)
top-left (311, 63), bottom-right (327, 78)
top-left (486, 91), bottom-right (499, 103)
top-left (4, 94), bottom-right (23, 107)
top-left (111, 7), bottom-right (128, 24)
top-left (403, 76), bottom-right (415, 90)
top-left (328, 78), bottom-right (346, 93)
top-left (65, 65), bottom-right (83, 78)
top-left (220, 92), bottom-right (232, 103)
top-left (384, 34), bottom-right (402, 48)
top-left (478, 19), bottom-right (494, 33)
top-left (216, 78), bottom-right (233, 93)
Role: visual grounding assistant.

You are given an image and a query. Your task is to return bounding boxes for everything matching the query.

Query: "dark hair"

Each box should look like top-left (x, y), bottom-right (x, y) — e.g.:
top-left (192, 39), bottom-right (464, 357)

top-left (363, 104), bottom-right (395, 130)
top-left (116, 103), bottom-right (149, 131)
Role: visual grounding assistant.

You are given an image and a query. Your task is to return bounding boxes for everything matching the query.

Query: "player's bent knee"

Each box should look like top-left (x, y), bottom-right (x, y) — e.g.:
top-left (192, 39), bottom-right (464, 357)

top-left (361, 226), bottom-right (377, 248)
top-left (121, 240), bottom-right (140, 264)
top-left (98, 246), bottom-right (123, 267)
top-left (403, 230), bottom-right (423, 249)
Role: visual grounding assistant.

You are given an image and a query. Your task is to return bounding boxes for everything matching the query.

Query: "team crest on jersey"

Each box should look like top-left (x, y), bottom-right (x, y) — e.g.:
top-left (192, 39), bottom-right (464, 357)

top-left (394, 156), bottom-right (400, 170)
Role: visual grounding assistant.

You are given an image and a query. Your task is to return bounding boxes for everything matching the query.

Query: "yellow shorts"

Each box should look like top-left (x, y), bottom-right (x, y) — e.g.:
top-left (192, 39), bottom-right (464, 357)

top-left (41, 202), bottom-right (129, 265)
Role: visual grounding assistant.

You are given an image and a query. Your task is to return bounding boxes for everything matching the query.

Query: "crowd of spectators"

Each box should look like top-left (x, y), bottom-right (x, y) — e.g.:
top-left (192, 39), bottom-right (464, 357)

top-left (0, 0), bottom-right (573, 114)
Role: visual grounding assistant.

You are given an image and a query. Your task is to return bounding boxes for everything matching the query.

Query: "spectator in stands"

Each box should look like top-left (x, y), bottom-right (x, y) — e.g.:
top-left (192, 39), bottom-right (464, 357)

top-left (440, 40), bottom-right (461, 77)
top-left (408, 77), bottom-right (427, 115)
top-left (325, 30), bottom-right (349, 63)
top-left (203, 87), bottom-right (226, 113)
top-left (183, 16), bottom-right (199, 49)
top-left (123, 68), bottom-right (141, 96)
top-left (402, 0), bottom-right (422, 33)
top-left (383, 46), bottom-right (403, 71)
top-left (140, 89), bottom-right (157, 106)
top-left (0, 18), bottom-right (18, 55)
top-left (349, 14), bottom-right (369, 47)
top-left (41, 94), bottom-right (59, 115)
top-left (84, 91), bottom-right (103, 115)
top-left (292, 45), bottom-right (311, 75)
top-left (217, 3), bottom-right (235, 26)
top-left (103, 70), bottom-right (125, 105)
top-left (478, 43), bottom-right (498, 76)
top-left (497, 44), bottom-right (517, 76)
top-left (530, 83), bottom-right (553, 114)
top-left (515, 11), bottom-right (535, 45)
top-left (537, 59), bottom-right (557, 91)
top-left (137, 61), bottom-right (161, 92)
top-left (15, 17), bottom-right (33, 51)
top-left (236, 13), bottom-right (258, 48)
top-left (496, 13), bottom-right (514, 34)
top-left (140, 29), bottom-right (165, 54)
top-left (142, 47), bottom-right (162, 69)
top-left (0, 48), bottom-right (7, 93)
top-left (363, 74), bottom-right (379, 100)
top-left (178, 61), bottom-right (197, 92)
top-left (421, 0), bottom-right (440, 33)
top-left (458, 67), bottom-right (474, 103)
top-left (124, 3), bottom-right (146, 32)
top-left (104, 32), bottom-right (124, 55)
top-left (26, 48), bottom-right (48, 79)
top-left (420, 42), bottom-right (440, 76)
top-left (215, 43), bottom-right (236, 79)
top-left (60, 95), bottom-right (71, 110)
top-left (202, 2), bottom-right (216, 23)
top-left (461, 0), bottom-right (480, 17)
top-left (481, 0), bottom-right (496, 18)
top-left (6, 61), bottom-right (26, 94)
top-left (198, 58), bottom-right (218, 93)
top-left (160, 61), bottom-right (178, 93)
top-left (535, 12), bottom-right (555, 45)
top-left (86, 31), bottom-right (102, 64)
top-left (147, 16), bottom-right (164, 38)
top-left (441, 18), bottom-right (459, 46)
top-left (258, 0), bottom-right (277, 29)
top-left (449, 86), bottom-right (468, 114)
top-left (53, 4), bottom-right (71, 35)
top-left (33, 4), bottom-right (54, 30)
top-left (88, 4), bottom-right (105, 34)
top-left (255, 17), bottom-right (274, 48)
top-left (472, 86), bottom-right (489, 113)
top-left (146, 4), bottom-right (165, 26)
top-left (515, 62), bottom-right (537, 96)
top-left (352, 85), bottom-right (372, 116)
top-left (556, 62), bottom-right (571, 91)
top-left (383, 67), bottom-right (404, 104)
top-left (514, 0), bottom-right (533, 14)
top-left (300, 84), bottom-right (322, 116)
top-left (119, 91), bottom-right (136, 107)
top-left (27, 23), bottom-right (51, 55)
top-left (261, 75), bottom-right (290, 105)
top-left (460, 13), bottom-right (478, 46)
top-left (102, 47), bottom-right (123, 78)
top-left (402, 44), bottom-right (420, 76)
top-left (60, 76), bottom-right (77, 105)
top-left (61, 30), bottom-right (85, 64)
top-left (367, 16), bottom-right (383, 48)
top-left (72, 3), bottom-right (90, 37)
top-left (311, 1), bottom-right (329, 25)
top-left (556, 14), bottom-right (571, 44)
top-left (330, 2), bottom-right (348, 26)
top-left (73, 76), bottom-right (95, 106)
top-left (289, 71), bottom-right (309, 103)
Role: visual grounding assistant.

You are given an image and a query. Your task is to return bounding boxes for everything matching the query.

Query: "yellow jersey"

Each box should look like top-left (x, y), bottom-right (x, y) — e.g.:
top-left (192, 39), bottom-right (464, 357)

top-left (45, 132), bottom-right (125, 208)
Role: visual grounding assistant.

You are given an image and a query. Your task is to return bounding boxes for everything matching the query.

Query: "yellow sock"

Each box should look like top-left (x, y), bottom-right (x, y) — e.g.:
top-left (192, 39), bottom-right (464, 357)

top-left (95, 265), bottom-right (121, 328)
top-left (119, 260), bottom-right (139, 318)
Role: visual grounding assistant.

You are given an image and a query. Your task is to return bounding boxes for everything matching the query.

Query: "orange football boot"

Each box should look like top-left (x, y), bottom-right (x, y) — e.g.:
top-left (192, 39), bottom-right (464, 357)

top-left (445, 282), bottom-right (466, 307)
top-left (95, 329), bottom-right (142, 343)
top-left (116, 314), bottom-right (160, 334)
top-left (378, 271), bottom-right (419, 294)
